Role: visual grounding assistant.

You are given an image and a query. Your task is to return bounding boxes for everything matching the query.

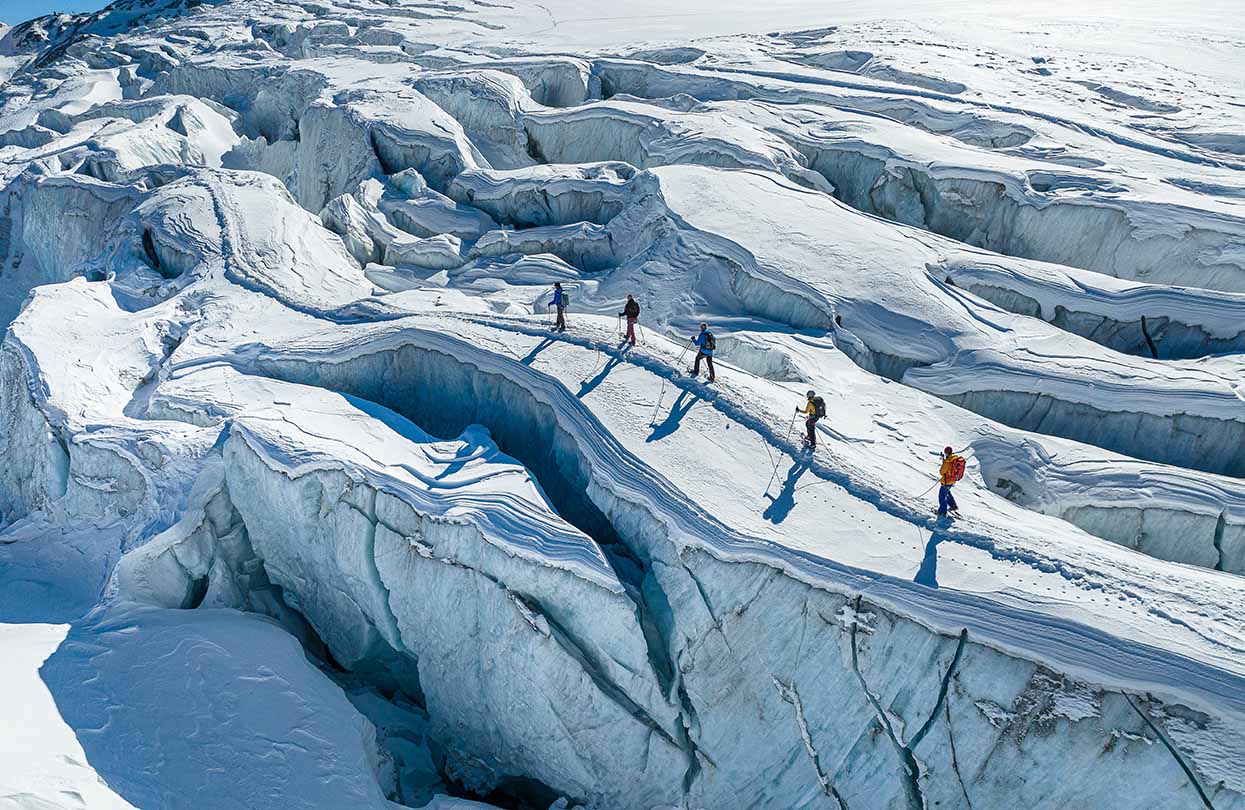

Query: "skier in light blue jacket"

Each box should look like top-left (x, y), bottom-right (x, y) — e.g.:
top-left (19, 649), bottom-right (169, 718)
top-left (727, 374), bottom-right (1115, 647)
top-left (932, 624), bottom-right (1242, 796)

top-left (688, 323), bottom-right (715, 382)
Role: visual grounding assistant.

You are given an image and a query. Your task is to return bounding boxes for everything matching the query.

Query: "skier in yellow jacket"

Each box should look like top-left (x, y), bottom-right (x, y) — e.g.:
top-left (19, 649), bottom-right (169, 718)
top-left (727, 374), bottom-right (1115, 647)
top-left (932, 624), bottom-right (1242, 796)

top-left (795, 390), bottom-right (825, 451)
top-left (937, 446), bottom-right (963, 516)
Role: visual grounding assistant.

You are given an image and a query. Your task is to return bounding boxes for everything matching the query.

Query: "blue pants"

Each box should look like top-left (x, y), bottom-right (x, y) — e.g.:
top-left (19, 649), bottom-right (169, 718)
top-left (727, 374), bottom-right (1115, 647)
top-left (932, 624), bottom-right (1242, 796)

top-left (938, 485), bottom-right (958, 515)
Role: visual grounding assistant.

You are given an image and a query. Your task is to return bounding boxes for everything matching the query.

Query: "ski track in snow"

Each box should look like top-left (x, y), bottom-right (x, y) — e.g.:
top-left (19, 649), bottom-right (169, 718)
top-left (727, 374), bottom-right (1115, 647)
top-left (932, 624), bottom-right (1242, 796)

top-left (1, 0), bottom-right (1244, 808)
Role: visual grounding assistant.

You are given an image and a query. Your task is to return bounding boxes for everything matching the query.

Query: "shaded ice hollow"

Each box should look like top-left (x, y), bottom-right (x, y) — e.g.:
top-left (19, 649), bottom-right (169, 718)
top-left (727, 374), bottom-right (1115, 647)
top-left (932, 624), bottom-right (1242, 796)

top-left (1, 0), bottom-right (1244, 809)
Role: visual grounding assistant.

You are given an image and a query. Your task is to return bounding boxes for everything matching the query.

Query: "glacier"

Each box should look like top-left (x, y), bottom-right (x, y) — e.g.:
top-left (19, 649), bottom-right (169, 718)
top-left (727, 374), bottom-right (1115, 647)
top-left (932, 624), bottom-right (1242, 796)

top-left (1, 0), bottom-right (1244, 808)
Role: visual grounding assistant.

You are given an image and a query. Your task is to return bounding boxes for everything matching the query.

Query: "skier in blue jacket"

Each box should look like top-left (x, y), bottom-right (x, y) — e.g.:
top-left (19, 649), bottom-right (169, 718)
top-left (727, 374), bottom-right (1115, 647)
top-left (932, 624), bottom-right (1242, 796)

top-left (688, 323), bottom-right (716, 382)
top-left (548, 282), bottom-right (566, 332)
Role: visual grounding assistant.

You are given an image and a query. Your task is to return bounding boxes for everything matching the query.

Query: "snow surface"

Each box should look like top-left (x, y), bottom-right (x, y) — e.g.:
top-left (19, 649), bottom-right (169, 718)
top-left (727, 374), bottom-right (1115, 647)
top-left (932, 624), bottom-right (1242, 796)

top-left (1, 0), bottom-right (1244, 808)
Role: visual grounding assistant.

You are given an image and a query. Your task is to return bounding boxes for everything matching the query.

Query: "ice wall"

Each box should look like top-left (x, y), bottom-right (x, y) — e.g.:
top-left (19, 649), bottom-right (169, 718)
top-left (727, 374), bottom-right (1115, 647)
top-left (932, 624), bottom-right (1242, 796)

top-left (245, 330), bottom-right (1245, 810)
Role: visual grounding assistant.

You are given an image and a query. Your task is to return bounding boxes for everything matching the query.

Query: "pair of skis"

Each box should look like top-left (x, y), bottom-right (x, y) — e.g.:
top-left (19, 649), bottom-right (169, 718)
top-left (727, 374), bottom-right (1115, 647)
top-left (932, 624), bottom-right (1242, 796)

top-left (617, 314), bottom-right (646, 345)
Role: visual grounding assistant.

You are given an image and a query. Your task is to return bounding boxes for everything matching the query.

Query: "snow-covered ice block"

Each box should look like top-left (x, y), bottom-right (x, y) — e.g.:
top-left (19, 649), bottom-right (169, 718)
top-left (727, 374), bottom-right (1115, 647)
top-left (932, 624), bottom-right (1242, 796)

top-left (38, 606), bottom-right (397, 810)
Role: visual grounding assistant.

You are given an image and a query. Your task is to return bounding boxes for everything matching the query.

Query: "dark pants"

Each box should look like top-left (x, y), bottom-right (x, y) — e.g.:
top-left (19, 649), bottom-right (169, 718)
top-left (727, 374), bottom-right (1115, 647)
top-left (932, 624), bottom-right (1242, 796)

top-left (625, 317), bottom-right (637, 344)
top-left (692, 351), bottom-right (715, 381)
top-left (805, 416), bottom-right (818, 448)
top-left (938, 485), bottom-right (958, 515)
top-left (555, 305), bottom-right (566, 332)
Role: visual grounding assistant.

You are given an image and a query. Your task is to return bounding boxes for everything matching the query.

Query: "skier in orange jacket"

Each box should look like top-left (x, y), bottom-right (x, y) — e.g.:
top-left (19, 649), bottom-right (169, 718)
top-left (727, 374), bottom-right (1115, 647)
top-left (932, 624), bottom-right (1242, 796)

top-left (937, 447), bottom-right (964, 516)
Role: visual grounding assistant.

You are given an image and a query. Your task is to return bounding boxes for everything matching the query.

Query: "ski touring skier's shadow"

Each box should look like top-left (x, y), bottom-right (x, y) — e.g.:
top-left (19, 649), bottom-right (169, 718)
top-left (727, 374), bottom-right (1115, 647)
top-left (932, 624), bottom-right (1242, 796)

top-left (520, 337), bottom-right (555, 365)
top-left (433, 440), bottom-right (484, 481)
top-left (577, 354), bottom-right (624, 399)
top-left (763, 459), bottom-right (810, 524)
top-left (915, 530), bottom-right (944, 589)
top-left (647, 389), bottom-right (700, 442)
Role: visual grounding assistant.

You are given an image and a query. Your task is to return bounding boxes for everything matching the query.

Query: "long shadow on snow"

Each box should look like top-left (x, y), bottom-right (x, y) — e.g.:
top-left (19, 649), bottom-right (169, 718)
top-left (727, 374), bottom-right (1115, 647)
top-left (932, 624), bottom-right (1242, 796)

top-left (914, 530), bottom-right (943, 589)
top-left (578, 354), bottom-right (624, 398)
top-left (762, 459), bottom-right (809, 525)
top-left (647, 389), bottom-right (700, 442)
top-left (521, 337), bottom-right (556, 365)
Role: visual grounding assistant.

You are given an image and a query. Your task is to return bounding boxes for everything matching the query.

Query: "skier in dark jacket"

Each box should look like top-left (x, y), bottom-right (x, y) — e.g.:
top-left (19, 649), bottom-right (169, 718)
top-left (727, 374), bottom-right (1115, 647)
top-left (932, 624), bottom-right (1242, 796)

top-left (619, 294), bottom-right (640, 346)
top-left (796, 390), bottom-right (825, 450)
top-left (688, 323), bottom-right (715, 382)
top-left (549, 282), bottom-right (566, 332)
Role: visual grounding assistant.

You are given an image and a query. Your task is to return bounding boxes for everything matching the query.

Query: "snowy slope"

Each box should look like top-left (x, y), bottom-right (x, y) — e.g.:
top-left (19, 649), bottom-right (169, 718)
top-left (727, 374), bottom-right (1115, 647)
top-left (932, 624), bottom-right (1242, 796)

top-left (1, 1), bottom-right (1244, 809)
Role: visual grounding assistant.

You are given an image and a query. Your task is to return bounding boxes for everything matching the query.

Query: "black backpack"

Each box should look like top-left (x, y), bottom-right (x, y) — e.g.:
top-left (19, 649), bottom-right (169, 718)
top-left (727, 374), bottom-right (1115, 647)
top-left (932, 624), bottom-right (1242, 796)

top-left (703, 331), bottom-right (716, 351)
top-left (812, 396), bottom-right (826, 419)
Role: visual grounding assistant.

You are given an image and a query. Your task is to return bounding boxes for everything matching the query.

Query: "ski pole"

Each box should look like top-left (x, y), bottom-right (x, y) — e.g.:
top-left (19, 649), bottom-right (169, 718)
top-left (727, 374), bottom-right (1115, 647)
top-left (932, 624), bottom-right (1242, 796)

top-left (584, 344), bottom-right (604, 382)
top-left (650, 343), bottom-right (691, 425)
top-left (650, 377), bottom-right (670, 426)
top-left (765, 410), bottom-right (799, 494)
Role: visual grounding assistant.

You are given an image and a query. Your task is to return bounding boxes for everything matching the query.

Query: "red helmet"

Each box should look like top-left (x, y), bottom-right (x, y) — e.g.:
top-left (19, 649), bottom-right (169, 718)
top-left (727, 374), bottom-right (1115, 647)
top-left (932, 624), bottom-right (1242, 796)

top-left (944, 446), bottom-right (953, 455)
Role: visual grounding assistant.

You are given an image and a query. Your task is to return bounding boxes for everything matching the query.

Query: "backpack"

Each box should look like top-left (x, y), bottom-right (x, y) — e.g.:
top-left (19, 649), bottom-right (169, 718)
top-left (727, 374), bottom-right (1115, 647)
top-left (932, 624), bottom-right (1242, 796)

top-left (812, 396), bottom-right (826, 419)
top-left (702, 331), bottom-right (715, 351)
top-left (948, 455), bottom-right (966, 483)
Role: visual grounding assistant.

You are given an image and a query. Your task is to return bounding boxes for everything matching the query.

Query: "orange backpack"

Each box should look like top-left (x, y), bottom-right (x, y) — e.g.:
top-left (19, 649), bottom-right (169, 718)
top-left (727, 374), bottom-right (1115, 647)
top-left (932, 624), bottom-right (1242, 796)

top-left (948, 455), bottom-right (966, 484)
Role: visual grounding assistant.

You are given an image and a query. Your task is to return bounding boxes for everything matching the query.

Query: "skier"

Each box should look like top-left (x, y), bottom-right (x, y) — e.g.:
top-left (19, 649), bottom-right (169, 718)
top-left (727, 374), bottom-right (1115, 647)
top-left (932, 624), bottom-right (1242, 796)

top-left (548, 282), bottom-right (566, 333)
top-left (936, 446), bottom-right (965, 516)
top-left (688, 322), bottom-right (715, 382)
top-left (619, 294), bottom-right (641, 346)
top-left (795, 390), bottom-right (825, 451)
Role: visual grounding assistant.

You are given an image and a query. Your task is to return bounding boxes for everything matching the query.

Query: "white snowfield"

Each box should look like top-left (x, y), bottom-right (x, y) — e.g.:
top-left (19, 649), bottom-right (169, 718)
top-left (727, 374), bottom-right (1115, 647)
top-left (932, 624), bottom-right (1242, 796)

top-left (1, 0), bottom-right (1244, 809)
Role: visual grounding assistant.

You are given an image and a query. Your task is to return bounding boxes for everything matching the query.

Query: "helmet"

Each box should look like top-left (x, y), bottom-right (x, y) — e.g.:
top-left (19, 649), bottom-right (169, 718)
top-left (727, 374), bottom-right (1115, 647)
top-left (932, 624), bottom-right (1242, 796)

top-left (944, 446), bottom-right (954, 455)
top-left (806, 390), bottom-right (815, 398)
